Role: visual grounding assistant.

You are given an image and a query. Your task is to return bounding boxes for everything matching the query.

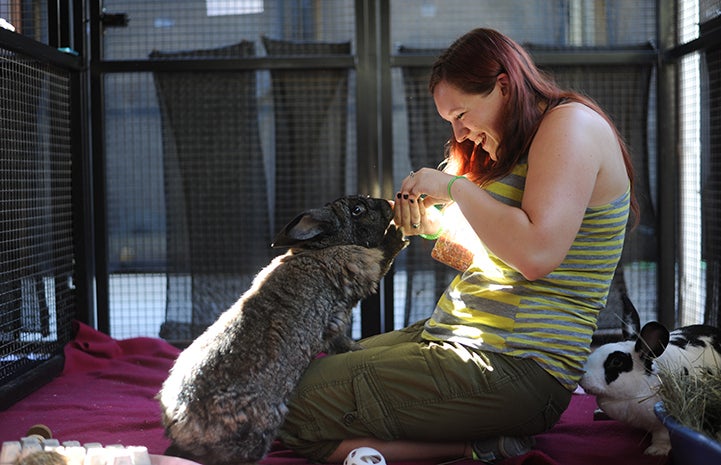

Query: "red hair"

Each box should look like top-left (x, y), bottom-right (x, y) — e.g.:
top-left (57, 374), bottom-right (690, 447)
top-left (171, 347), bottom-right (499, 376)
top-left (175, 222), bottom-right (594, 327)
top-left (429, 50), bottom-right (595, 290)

top-left (429, 28), bottom-right (638, 222)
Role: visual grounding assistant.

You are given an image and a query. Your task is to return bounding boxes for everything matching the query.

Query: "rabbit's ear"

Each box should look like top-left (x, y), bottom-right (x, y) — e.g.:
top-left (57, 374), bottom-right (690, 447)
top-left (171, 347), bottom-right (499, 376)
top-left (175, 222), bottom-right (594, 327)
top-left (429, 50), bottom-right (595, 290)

top-left (634, 321), bottom-right (670, 369)
top-left (621, 292), bottom-right (641, 341)
top-left (271, 212), bottom-right (326, 248)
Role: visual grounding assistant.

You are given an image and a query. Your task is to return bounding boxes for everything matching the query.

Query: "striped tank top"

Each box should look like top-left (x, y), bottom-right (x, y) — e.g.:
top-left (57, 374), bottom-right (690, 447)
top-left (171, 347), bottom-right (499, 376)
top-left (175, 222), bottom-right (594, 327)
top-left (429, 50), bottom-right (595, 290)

top-left (422, 159), bottom-right (630, 391)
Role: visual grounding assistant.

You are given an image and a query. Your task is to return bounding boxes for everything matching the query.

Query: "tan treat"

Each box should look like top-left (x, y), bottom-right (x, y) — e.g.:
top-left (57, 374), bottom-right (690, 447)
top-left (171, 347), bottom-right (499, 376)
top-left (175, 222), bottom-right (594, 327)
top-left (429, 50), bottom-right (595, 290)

top-left (431, 234), bottom-right (474, 272)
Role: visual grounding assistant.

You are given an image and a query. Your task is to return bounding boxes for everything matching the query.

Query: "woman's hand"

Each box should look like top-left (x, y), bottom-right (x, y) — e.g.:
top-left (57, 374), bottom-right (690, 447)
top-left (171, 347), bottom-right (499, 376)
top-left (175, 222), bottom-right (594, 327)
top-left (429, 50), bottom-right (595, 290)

top-left (393, 168), bottom-right (451, 236)
top-left (397, 167), bottom-right (453, 202)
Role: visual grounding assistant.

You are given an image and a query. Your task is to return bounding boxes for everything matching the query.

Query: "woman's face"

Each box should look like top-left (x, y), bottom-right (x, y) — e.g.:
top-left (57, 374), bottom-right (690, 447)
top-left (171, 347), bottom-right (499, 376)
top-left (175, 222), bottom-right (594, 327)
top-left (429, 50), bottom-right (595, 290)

top-left (433, 76), bottom-right (507, 160)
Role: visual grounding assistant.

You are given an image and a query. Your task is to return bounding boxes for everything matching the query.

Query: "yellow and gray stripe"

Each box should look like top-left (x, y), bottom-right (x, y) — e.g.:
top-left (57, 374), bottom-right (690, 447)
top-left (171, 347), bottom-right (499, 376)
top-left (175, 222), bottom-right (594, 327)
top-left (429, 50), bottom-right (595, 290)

top-left (423, 160), bottom-right (630, 391)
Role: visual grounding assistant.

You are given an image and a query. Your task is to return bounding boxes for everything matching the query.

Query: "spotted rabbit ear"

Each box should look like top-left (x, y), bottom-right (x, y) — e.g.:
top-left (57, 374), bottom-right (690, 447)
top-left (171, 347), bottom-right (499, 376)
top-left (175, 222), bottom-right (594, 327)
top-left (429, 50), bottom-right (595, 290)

top-left (621, 292), bottom-right (641, 341)
top-left (634, 321), bottom-right (670, 373)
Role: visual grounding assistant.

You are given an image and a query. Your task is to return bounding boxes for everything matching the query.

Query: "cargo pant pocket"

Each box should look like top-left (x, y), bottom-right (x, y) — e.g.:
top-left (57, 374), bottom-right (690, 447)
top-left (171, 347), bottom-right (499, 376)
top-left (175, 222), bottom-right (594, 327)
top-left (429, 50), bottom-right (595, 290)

top-left (344, 366), bottom-right (401, 441)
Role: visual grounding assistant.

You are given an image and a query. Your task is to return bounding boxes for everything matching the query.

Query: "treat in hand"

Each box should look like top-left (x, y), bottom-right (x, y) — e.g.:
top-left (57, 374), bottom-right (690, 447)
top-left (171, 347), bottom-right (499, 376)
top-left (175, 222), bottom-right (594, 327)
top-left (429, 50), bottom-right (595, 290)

top-left (431, 233), bottom-right (476, 272)
top-left (430, 203), bottom-right (485, 272)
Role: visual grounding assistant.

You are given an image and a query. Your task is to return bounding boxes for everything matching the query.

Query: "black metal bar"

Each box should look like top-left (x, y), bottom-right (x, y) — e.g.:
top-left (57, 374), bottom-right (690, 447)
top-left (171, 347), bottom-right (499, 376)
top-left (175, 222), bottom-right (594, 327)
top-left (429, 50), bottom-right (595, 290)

top-left (58, 0), bottom-right (72, 49)
top-left (93, 55), bottom-right (354, 73)
top-left (378, 0), bottom-right (396, 334)
top-left (656, 0), bottom-right (678, 329)
top-left (392, 48), bottom-right (658, 68)
top-left (664, 18), bottom-right (721, 61)
top-left (356, 0), bottom-right (382, 338)
top-left (70, 53), bottom-right (95, 328)
top-left (0, 28), bottom-right (81, 70)
top-left (87, 0), bottom-right (110, 334)
top-left (47, 0), bottom-right (59, 48)
top-left (0, 355), bottom-right (64, 411)
top-left (98, 12), bottom-right (129, 28)
top-left (355, 0), bottom-right (379, 207)
top-left (378, 0), bottom-right (393, 200)
top-left (73, 0), bottom-right (85, 58)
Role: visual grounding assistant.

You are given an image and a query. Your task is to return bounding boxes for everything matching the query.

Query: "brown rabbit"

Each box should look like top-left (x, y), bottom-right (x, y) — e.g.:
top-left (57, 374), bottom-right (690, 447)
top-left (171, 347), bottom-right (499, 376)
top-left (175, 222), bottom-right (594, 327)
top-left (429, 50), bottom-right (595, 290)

top-left (158, 196), bottom-right (408, 465)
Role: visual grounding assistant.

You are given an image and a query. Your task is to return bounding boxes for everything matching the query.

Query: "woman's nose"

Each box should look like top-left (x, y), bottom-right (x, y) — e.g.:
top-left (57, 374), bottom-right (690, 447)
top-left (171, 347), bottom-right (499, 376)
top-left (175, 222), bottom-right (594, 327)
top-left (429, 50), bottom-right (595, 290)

top-left (451, 120), bottom-right (469, 142)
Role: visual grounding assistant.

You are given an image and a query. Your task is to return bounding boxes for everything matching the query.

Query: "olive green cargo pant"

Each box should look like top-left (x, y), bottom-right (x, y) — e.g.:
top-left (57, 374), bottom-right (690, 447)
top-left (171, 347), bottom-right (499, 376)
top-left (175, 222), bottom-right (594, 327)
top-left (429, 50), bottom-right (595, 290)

top-left (278, 319), bottom-right (572, 462)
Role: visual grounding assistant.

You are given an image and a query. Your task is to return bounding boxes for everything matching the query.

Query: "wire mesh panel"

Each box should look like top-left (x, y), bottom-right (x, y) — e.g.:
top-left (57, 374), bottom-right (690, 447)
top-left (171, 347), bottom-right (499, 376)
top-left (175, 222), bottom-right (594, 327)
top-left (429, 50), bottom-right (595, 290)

top-left (100, 0), bottom-right (666, 339)
top-left (389, 0), bottom-right (657, 49)
top-left (701, 0), bottom-right (721, 21)
top-left (679, 51), bottom-right (704, 326)
top-left (393, 46), bottom-right (460, 325)
top-left (676, 0), bottom-right (705, 325)
top-left (700, 9), bottom-right (721, 325)
top-left (705, 45), bottom-right (721, 325)
top-left (0, 47), bottom-right (76, 394)
top-left (100, 1), bottom-right (357, 339)
top-left (705, 43), bottom-right (721, 324)
top-left (151, 42), bottom-right (271, 341)
top-left (262, 36), bottom-right (352, 229)
top-left (101, 0), bottom-right (355, 60)
top-left (0, 1), bottom-right (49, 44)
top-left (104, 72), bottom-right (168, 338)
top-left (104, 57), bottom-right (275, 341)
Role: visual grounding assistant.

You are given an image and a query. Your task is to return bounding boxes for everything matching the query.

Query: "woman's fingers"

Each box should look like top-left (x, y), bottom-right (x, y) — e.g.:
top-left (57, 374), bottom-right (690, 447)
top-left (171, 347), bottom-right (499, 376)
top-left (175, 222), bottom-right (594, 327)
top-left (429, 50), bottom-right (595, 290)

top-left (394, 192), bottom-right (424, 234)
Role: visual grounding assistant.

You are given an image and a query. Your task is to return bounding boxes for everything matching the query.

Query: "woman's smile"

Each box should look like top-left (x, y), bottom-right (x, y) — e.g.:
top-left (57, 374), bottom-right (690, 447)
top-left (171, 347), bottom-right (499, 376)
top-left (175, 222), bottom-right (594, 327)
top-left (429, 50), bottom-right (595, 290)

top-left (433, 79), bottom-right (506, 159)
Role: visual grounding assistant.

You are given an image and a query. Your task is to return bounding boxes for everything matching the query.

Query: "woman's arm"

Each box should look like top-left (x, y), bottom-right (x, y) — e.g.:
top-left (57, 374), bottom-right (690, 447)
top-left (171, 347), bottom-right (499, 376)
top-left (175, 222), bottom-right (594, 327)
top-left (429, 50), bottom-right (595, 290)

top-left (396, 103), bottom-right (628, 281)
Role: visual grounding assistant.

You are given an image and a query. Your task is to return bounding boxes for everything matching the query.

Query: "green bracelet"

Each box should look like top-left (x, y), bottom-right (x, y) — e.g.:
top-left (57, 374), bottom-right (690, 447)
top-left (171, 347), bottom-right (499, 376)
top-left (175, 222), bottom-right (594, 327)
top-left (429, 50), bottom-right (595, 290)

top-left (419, 226), bottom-right (443, 241)
top-left (447, 175), bottom-right (465, 201)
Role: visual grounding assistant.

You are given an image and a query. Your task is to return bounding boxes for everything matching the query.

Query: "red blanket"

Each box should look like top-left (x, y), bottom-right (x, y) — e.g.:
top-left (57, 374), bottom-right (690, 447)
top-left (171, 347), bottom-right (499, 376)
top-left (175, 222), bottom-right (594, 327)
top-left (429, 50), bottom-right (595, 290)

top-left (0, 322), bottom-right (668, 465)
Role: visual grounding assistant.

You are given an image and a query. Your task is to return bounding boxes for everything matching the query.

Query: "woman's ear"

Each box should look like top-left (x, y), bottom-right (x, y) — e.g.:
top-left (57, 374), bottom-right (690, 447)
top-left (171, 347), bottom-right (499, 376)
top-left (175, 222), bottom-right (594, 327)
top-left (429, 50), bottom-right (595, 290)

top-left (497, 73), bottom-right (509, 97)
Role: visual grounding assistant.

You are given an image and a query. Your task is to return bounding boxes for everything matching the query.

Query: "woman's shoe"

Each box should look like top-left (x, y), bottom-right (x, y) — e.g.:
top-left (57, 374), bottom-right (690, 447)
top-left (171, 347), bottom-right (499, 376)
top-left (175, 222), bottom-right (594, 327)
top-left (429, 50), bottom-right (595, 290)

top-left (471, 436), bottom-right (535, 463)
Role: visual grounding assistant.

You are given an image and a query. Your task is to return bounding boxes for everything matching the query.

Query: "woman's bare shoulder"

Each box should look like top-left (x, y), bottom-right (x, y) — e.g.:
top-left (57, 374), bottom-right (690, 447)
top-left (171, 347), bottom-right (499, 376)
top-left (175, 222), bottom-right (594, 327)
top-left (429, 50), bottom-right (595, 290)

top-left (544, 101), bottom-right (610, 129)
top-left (537, 101), bottom-right (629, 206)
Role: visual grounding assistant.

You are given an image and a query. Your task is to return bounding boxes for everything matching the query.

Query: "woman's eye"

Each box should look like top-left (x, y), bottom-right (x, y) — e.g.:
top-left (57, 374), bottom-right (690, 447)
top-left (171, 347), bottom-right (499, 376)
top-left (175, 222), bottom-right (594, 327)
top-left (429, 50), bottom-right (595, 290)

top-left (455, 112), bottom-right (465, 120)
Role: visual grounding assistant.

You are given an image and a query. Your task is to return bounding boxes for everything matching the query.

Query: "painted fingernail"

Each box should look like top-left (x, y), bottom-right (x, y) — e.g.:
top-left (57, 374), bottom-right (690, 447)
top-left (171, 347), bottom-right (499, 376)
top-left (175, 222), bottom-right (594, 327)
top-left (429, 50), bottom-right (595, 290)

top-left (403, 194), bottom-right (409, 199)
top-left (409, 198), bottom-right (415, 204)
top-left (397, 192), bottom-right (402, 199)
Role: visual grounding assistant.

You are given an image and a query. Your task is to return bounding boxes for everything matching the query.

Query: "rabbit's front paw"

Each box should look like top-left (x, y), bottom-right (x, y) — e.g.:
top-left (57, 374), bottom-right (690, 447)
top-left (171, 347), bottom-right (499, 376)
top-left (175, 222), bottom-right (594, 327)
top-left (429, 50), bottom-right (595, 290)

top-left (643, 442), bottom-right (671, 456)
top-left (382, 225), bottom-right (409, 256)
top-left (324, 334), bottom-right (362, 354)
top-left (644, 430), bottom-right (671, 455)
top-left (377, 225), bottom-right (408, 276)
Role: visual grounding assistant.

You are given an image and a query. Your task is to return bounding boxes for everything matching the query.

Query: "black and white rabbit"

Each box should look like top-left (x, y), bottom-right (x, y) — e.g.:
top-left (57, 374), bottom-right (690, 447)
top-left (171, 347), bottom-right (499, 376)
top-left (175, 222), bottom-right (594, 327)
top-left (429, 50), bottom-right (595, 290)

top-left (580, 295), bottom-right (721, 455)
top-left (158, 196), bottom-right (408, 465)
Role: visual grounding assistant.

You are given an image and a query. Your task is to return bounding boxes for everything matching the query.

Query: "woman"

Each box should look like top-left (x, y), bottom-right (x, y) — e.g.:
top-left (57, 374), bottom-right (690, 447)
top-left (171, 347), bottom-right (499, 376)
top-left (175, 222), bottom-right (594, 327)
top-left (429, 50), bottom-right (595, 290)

top-left (278, 28), bottom-right (635, 463)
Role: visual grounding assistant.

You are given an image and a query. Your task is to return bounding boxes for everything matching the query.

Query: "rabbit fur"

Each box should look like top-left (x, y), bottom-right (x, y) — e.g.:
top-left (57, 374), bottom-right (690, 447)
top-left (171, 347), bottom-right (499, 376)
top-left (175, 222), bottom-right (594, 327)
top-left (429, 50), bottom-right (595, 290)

top-left (580, 295), bottom-right (721, 455)
top-left (158, 196), bottom-right (408, 465)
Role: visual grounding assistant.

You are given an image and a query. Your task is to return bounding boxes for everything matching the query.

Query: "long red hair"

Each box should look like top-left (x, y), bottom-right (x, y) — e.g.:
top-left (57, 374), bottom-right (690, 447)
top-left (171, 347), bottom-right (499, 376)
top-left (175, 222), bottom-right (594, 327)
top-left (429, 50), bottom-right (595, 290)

top-left (429, 28), bottom-right (638, 221)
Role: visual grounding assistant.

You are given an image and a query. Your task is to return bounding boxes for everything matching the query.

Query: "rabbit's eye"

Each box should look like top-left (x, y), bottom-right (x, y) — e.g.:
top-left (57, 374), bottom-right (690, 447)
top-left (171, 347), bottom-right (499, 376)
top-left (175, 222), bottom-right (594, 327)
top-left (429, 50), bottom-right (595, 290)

top-left (603, 351), bottom-right (633, 384)
top-left (351, 205), bottom-right (366, 217)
